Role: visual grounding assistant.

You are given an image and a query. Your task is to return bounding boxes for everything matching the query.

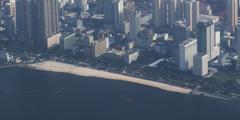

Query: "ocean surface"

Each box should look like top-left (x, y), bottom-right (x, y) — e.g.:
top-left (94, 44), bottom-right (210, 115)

top-left (0, 67), bottom-right (240, 120)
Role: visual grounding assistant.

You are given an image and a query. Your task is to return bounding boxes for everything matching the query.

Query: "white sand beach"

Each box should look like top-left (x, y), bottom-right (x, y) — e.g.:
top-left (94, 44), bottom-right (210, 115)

top-left (25, 61), bottom-right (192, 94)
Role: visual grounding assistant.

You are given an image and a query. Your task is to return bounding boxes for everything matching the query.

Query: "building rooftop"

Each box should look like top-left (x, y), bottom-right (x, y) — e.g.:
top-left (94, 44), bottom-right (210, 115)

top-left (91, 14), bottom-right (104, 20)
top-left (179, 38), bottom-right (197, 47)
top-left (199, 14), bottom-right (219, 24)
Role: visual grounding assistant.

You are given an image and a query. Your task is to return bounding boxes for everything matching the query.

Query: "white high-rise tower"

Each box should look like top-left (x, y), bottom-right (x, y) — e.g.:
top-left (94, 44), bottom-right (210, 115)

top-left (227, 0), bottom-right (238, 32)
top-left (114, 0), bottom-right (124, 32)
top-left (184, 0), bottom-right (199, 31)
top-left (152, 0), bottom-right (167, 27)
top-left (129, 10), bottom-right (141, 40)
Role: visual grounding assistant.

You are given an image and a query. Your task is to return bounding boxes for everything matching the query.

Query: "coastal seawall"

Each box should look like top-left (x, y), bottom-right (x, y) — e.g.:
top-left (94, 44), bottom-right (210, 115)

top-left (23, 61), bottom-right (192, 94)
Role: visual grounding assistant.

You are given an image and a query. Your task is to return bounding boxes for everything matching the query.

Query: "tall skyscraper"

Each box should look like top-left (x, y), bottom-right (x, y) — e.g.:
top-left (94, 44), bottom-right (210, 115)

top-left (184, 0), bottom-right (199, 31)
top-left (197, 19), bottom-right (218, 61)
top-left (152, 0), bottom-right (167, 27)
top-left (153, 0), bottom-right (183, 28)
top-left (236, 26), bottom-right (240, 50)
top-left (235, 25), bottom-right (240, 70)
top-left (4, 0), bottom-right (16, 39)
top-left (172, 20), bottom-right (191, 61)
top-left (192, 0), bottom-right (199, 30)
top-left (104, 0), bottom-right (115, 25)
top-left (237, 50), bottom-right (240, 71)
top-left (5, 0), bottom-right (16, 17)
top-left (168, 0), bottom-right (183, 28)
top-left (174, 20), bottom-right (191, 43)
top-left (179, 38), bottom-right (197, 71)
top-left (176, 0), bottom-right (184, 20)
top-left (227, 0), bottom-right (238, 32)
top-left (199, 2), bottom-right (212, 15)
top-left (114, 0), bottom-right (124, 32)
top-left (171, 20), bottom-right (191, 61)
top-left (168, 0), bottom-right (177, 28)
top-left (129, 10), bottom-right (141, 40)
top-left (16, 0), bottom-right (60, 50)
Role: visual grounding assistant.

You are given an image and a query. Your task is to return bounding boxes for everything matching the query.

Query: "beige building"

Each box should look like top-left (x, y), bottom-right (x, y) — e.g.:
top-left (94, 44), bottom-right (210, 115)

top-left (90, 38), bottom-right (107, 58)
top-left (123, 50), bottom-right (139, 64)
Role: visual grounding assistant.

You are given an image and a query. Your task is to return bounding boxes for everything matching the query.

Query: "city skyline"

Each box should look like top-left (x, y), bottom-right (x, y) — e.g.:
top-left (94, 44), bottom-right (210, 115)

top-left (1, 1), bottom-right (240, 119)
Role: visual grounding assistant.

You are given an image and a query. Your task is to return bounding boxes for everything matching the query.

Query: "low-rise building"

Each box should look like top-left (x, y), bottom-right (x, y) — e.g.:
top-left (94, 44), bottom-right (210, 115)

top-left (89, 38), bottom-right (108, 58)
top-left (106, 49), bottom-right (125, 61)
top-left (105, 49), bottom-right (140, 64)
top-left (47, 33), bottom-right (61, 49)
top-left (123, 50), bottom-right (140, 64)
top-left (60, 33), bottom-right (80, 50)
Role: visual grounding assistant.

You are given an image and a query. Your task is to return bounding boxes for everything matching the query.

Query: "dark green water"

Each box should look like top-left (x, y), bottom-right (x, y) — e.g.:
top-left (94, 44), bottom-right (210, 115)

top-left (0, 67), bottom-right (240, 120)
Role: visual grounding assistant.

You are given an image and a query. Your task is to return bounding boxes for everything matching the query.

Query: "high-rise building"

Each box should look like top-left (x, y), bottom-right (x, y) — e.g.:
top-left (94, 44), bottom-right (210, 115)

top-left (197, 19), bottom-right (212, 60)
top-left (168, 0), bottom-right (184, 28)
top-left (124, 1), bottom-right (135, 21)
top-left (236, 26), bottom-right (240, 50)
top-left (5, 16), bottom-right (16, 39)
top-left (183, 0), bottom-right (199, 31)
top-left (174, 20), bottom-right (191, 43)
top-left (104, 0), bottom-right (115, 25)
top-left (179, 38), bottom-right (197, 71)
top-left (176, 0), bottom-right (184, 20)
top-left (5, 0), bottom-right (16, 17)
top-left (5, 0), bottom-right (16, 39)
top-left (113, 0), bottom-right (124, 32)
top-left (235, 26), bottom-right (240, 70)
top-left (172, 20), bottom-right (191, 60)
top-left (193, 53), bottom-right (208, 77)
top-left (153, 0), bottom-right (183, 28)
top-left (152, 0), bottom-right (167, 27)
top-left (122, 21), bottom-right (130, 34)
top-left (227, 0), bottom-right (238, 32)
top-left (16, 0), bottom-right (60, 50)
top-left (137, 28), bottom-right (153, 48)
top-left (237, 50), bottom-right (240, 71)
top-left (168, 0), bottom-right (177, 28)
top-left (192, 0), bottom-right (199, 30)
top-left (200, 2), bottom-right (212, 15)
top-left (129, 10), bottom-right (141, 40)
top-left (197, 19), bottom-right (218, 61)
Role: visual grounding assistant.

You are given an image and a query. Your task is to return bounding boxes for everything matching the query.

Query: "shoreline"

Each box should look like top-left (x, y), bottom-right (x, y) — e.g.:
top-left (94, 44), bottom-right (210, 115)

top-left (23, 61), bottom-right (192, 94)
